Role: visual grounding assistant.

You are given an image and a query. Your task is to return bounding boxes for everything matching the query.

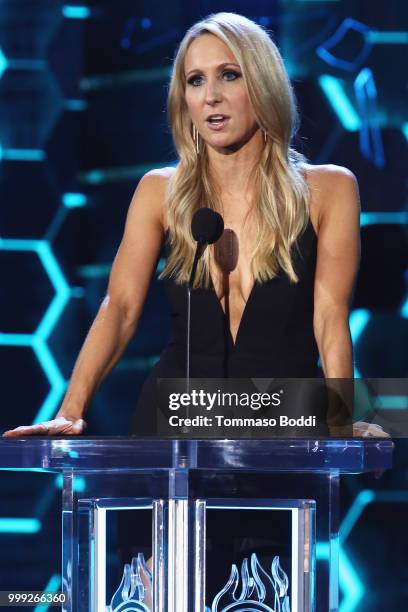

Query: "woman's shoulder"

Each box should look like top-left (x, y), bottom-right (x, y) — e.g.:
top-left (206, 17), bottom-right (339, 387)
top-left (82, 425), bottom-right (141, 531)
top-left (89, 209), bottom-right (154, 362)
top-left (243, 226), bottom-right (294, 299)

top-left (300, 162), bottom-right (357, 189)
top-left (137, 166), bottom-right (177, 198)
top-left (137, 166), bottom-right (177, 229)
top-left (141, 165), bottom-right (177, 184)
top-left (299, 163), bottom-right (359, 235)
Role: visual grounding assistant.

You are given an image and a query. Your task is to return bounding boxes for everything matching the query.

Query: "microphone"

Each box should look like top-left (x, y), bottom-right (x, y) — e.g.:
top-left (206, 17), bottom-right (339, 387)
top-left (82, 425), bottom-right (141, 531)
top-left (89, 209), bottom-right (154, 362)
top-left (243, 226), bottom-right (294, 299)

top-left (189, 208), bottom-right (224, 288)
top-left (185, 208), bottom-right (224, 418)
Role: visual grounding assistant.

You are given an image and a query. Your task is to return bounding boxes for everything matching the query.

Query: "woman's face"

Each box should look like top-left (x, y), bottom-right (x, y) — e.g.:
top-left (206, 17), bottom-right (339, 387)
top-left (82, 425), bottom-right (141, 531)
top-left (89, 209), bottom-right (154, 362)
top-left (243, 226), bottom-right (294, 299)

top-left (184, 34), bottom-right (259, 153)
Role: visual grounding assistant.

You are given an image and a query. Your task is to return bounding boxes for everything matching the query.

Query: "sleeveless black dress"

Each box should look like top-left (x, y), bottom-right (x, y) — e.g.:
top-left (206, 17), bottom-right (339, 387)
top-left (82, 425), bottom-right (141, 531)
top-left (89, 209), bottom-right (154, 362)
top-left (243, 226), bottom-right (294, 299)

top-left (130, 219), bottom-right (319, 435)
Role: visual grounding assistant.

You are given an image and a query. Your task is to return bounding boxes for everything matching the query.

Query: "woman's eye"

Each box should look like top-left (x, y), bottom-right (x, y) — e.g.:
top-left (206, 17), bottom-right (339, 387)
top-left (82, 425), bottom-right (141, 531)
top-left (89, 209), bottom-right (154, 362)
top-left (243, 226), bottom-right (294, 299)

top-left (223, 70), bottom-right (240, 81)
top-left (186, 71), bottom-right (241, 87)
top-left (187, 75), bottom-right (202, 87)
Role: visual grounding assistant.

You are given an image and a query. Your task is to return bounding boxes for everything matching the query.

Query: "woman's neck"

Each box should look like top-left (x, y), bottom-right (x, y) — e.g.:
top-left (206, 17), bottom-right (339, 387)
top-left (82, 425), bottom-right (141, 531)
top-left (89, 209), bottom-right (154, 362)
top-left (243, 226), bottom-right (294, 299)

top-left (206, 130), bottom-right (264, 199)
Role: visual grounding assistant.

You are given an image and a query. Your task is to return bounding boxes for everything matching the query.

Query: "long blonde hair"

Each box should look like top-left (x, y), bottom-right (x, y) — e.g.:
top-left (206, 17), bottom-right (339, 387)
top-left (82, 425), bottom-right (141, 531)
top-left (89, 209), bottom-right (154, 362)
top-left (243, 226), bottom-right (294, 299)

top-left (160, 12), bottom-right (310, 288)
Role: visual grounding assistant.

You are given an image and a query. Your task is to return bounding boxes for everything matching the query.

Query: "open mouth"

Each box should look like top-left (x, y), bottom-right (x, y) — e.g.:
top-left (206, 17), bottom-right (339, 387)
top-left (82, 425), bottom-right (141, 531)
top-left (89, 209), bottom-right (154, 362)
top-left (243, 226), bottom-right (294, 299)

top-left (206, 114), bottom-right (230, 129)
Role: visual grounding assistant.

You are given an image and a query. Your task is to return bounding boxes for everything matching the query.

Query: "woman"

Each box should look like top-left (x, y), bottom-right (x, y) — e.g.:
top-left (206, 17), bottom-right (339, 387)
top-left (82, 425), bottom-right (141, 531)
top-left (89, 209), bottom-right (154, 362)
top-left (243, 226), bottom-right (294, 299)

top-left (3, 12), bottom-right (385, 437)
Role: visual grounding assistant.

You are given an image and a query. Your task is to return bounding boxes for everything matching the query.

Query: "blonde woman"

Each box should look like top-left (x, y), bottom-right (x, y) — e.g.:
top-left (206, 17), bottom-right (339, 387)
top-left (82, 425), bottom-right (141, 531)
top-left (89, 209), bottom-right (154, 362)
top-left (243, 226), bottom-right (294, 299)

top-left (3, 12), bottom-right (385, 438)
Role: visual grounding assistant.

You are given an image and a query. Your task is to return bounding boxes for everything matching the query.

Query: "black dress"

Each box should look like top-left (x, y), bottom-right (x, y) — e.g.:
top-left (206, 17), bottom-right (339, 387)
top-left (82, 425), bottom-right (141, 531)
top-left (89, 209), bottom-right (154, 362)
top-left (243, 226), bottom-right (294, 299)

top-left (130, 219), bottom-right (319, 435)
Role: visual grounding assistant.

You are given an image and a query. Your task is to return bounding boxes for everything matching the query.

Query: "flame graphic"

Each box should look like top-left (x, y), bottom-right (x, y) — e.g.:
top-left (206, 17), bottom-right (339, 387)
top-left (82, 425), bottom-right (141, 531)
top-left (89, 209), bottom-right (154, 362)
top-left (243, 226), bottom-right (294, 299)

top-left (109, 552), bottom-right (152, 612)
top-left (210, 553), bottom-right (290, 612)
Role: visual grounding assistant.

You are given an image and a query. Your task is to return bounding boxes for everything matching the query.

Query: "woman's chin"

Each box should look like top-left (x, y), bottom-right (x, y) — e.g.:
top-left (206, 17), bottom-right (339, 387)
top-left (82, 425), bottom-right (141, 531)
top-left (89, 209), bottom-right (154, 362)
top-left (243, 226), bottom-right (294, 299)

top-left (206, 135), bottom-right (244, 153)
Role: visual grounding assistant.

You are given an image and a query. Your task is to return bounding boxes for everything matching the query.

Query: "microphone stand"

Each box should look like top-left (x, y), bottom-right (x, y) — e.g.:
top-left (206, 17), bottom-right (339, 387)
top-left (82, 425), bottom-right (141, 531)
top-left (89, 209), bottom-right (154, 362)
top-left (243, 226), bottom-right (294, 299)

top-left (187, 241), bottom-right (205, 388)
top-left (179, 241), bottom-right (205, 440)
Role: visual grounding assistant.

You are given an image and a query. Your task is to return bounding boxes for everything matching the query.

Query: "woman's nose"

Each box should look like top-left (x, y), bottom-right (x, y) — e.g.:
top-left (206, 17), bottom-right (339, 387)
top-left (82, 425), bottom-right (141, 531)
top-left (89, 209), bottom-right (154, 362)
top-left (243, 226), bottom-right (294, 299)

top-left (204, 78), bottom-right (222, 104)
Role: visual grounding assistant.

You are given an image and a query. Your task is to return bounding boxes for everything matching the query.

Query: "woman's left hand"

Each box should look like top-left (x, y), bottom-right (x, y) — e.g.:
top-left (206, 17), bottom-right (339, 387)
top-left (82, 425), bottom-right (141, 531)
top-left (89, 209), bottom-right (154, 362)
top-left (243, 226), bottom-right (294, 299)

top-left (353, 420), bottom-right (390, 438)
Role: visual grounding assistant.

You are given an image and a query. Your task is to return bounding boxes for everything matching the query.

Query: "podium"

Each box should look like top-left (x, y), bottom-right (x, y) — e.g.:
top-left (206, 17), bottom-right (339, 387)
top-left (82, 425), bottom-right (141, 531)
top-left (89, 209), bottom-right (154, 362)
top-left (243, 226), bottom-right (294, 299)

top-left (0, 438), bottom-right (393, 611)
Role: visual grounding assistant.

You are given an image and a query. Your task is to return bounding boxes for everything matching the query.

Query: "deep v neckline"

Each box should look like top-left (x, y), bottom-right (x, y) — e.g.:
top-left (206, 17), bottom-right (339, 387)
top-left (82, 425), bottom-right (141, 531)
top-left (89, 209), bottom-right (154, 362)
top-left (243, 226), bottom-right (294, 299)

top-left (209, 274), bottom-right (258, 348)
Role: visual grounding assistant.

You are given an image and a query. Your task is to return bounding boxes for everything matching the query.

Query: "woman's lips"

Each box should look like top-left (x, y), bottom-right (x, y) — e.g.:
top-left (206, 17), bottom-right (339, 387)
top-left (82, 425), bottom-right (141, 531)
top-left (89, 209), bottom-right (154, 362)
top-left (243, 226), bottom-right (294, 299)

top-left (206, 117), bottom-right (230, 131)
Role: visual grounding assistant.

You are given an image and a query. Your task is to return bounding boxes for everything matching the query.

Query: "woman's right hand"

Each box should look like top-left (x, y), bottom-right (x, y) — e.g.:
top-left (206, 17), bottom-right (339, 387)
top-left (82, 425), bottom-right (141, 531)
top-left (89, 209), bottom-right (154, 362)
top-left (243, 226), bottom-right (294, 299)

top-left (2, 415), bottom-right (87, 437)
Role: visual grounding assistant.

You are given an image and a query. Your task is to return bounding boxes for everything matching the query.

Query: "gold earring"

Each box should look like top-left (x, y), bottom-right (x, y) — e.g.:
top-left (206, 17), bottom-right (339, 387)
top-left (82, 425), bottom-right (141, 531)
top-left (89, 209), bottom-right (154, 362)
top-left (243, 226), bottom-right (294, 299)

top-left (192, 124), bottom-right (200, 154)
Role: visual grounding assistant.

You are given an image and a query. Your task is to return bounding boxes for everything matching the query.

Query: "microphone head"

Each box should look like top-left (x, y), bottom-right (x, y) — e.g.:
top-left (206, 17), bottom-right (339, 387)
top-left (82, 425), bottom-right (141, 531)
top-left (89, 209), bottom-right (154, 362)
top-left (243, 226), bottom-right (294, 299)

top-left (191, 208), bottom-right (224, 244)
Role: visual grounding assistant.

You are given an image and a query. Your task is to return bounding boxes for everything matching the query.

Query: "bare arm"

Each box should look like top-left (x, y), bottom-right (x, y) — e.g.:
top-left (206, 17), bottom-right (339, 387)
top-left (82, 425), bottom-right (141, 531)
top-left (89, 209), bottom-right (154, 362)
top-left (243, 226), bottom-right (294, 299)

top-left (312, 165), bottom-right (360, 378)
top-left (3, 169), bottom-right (171, 436)
top-left (310, 165), bottom-right (387, 437)
top-left (310, 166), bottom-right (359, 433)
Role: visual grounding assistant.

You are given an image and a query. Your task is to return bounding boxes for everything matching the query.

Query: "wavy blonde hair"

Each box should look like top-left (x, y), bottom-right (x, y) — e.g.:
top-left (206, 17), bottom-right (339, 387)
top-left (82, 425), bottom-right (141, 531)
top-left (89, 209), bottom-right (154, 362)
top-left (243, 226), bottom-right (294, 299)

top-left (160, 12), bottom-right (310, 288)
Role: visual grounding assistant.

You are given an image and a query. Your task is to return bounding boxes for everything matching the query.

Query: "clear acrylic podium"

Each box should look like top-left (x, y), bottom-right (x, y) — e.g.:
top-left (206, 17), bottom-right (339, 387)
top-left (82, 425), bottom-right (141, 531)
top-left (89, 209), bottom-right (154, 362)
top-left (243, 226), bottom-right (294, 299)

top-left (0, 438), bottom-right (393, 611)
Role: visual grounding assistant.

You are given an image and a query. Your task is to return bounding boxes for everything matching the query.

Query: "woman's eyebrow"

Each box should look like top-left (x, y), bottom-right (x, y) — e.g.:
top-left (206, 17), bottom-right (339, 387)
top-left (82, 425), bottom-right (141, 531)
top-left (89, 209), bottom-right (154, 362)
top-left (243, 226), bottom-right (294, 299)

top-left (185, 62), bottom-right (241, 77)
